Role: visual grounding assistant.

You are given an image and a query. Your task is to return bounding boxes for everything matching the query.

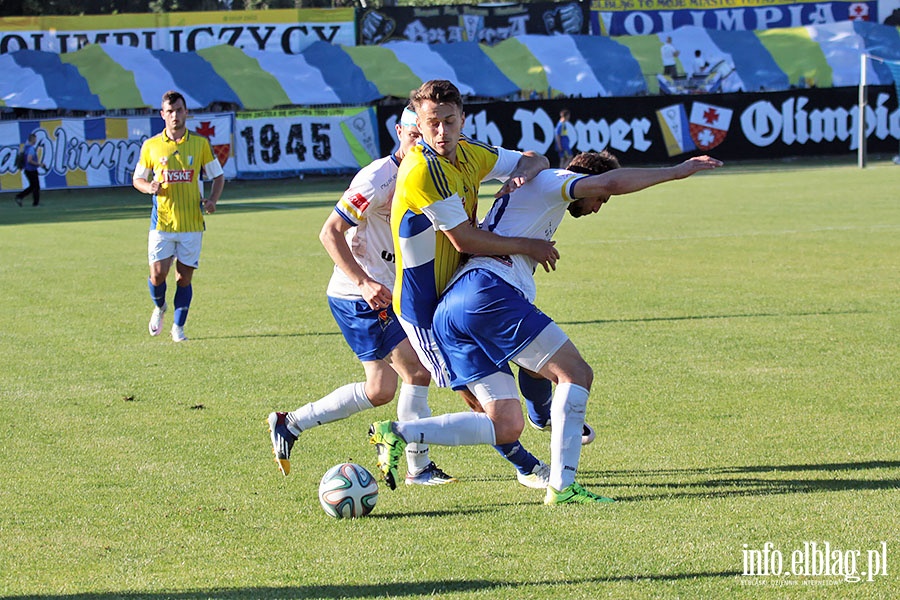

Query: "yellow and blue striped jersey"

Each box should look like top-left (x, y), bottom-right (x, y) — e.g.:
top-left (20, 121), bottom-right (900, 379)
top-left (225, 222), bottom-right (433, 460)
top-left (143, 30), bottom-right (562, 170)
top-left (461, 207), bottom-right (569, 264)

top-left (390, 136), bottom-right (519, 328)
top-left (135, 130), bottom-right (220, 232)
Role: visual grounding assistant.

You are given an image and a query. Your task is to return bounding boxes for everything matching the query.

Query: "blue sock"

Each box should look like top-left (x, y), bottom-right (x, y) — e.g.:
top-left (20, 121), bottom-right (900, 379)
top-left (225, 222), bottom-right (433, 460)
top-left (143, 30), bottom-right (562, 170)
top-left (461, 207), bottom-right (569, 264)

top-left (519, 369), bottom-right (552, 427)
top-left (493, 441), bottom-right (539, 475)
top-left (173, 284), bottom-right (192, 327)
top-left (148, 278), bottom-right (166, 308)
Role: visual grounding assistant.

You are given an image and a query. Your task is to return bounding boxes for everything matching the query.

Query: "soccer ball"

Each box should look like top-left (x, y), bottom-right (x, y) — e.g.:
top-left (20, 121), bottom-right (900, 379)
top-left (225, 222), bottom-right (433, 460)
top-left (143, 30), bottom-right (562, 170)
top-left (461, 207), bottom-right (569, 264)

top-left (318, 462), bottom-right (378, 519)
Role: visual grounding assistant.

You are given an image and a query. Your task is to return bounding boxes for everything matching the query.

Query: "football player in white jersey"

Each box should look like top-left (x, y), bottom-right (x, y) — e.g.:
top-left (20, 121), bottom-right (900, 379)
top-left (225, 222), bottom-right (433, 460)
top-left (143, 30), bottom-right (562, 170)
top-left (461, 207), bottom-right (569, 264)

top-left (266, 107), bottom-right (456, 485)
top-left (370, 151), bottom-right (723, 504)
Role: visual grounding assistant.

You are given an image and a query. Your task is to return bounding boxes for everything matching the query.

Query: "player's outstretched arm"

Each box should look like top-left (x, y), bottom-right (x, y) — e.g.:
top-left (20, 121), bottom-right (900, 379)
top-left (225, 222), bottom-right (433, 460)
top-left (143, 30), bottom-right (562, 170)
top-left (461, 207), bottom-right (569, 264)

top-left (495, 151), bottom-right (550, 198)
top-left (572, 155), bottom-right (723, 199)
top-left (444, 223), bottom-right (559, 272)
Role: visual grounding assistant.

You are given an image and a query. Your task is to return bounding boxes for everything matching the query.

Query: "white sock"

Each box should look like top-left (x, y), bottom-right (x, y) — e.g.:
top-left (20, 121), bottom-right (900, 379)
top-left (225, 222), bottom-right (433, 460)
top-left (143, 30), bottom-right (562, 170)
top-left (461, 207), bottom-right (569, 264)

top-left (397, 384), bottom-right (432, 473)
top-left (396, 412), bottom-right (496, 446)
top-left (549, 382), bottom-right (589, 491)
top-left (286, 382), bottom-right (373, 435)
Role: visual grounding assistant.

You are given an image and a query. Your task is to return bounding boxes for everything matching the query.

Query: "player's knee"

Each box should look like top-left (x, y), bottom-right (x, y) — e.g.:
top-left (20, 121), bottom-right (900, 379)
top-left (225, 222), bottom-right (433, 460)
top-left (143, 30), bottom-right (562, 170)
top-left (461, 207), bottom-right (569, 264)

top-left (365, 382), bottom-right (397, 406)
top-left (560, 359), bottom-right (592, 389)
top-left (492, 414), bottom-right (525, 445)
top-left (576, 361), bottom-right (593, 389)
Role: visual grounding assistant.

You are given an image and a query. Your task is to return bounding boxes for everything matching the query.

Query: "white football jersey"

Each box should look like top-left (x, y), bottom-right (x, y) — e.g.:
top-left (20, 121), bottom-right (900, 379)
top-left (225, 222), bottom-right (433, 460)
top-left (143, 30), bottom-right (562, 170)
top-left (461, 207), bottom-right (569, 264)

top-left (326, 154), bottom-right (401, 299)
top-left (450, 168), bottom-right (587, 303)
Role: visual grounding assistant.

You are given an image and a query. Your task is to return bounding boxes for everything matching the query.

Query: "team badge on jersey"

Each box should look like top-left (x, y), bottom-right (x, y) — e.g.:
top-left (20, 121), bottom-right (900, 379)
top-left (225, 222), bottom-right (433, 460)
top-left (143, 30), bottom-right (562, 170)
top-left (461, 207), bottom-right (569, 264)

top-left (347, 192), bottom-right (370, 212)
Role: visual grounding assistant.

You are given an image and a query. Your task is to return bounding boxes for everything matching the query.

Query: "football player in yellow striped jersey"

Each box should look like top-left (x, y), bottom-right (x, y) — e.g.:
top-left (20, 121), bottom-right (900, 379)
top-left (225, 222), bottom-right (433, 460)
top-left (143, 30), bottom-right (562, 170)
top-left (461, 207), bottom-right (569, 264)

top-left (390, 80), bottom-right (558, 386)
top-left (133, 90), bottom-right (224, 342)
top-left (371, 80), bottom-right (561, 491)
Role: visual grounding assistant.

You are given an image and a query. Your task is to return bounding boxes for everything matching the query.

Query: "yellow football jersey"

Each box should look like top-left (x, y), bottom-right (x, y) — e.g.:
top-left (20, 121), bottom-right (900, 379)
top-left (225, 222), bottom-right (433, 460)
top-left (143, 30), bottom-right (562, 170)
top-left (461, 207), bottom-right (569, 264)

top-left (391, 137), bottom-right (504, 328)
top-left (135, 130), bottom-right (217, 232)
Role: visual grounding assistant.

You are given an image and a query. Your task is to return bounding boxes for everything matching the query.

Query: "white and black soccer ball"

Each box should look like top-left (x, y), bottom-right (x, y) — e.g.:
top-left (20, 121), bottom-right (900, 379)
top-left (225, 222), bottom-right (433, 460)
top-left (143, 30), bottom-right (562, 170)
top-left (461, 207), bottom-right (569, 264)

top-left (318, 462), bottom-right (378, 519)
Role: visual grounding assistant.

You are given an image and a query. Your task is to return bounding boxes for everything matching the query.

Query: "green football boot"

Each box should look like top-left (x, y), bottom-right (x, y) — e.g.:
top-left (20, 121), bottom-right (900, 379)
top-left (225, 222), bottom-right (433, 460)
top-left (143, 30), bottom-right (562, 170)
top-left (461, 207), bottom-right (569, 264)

top-left (368, 420), bottom-right (407, 490)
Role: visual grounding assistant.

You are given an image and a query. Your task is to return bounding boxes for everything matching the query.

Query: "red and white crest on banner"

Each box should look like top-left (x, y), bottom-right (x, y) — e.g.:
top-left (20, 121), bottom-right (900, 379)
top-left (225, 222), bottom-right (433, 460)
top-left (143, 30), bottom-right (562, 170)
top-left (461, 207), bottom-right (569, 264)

top-left (688, 102), bottom-right (734, 150)
top-left (193, 118), bottom-right (231, 168)
top-left (848, 3), bottom-right (869, 21)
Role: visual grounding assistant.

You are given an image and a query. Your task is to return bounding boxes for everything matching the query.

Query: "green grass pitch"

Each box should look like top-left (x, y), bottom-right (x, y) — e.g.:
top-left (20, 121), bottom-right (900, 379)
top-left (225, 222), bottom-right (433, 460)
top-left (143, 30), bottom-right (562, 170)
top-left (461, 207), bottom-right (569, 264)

top-left (0, 157), bottom-right (897, 599)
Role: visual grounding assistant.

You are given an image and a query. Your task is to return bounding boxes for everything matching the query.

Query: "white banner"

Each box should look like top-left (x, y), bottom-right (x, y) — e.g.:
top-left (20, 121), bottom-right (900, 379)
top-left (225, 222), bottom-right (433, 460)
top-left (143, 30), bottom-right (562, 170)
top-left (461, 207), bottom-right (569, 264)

top-left (0, 113), bottom-right (235, 193)
top-left (0, 9), bottom-right (356, 55)
top-left (234, 107), bottom-right (379, 176)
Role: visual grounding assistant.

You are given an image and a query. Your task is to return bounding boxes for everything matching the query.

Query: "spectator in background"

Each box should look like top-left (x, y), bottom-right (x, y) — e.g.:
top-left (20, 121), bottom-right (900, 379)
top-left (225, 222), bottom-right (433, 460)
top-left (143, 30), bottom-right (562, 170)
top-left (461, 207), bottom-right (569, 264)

top-left (661, 37), bottom-right (680, 78)
top-left (14, 133), bottom-right (45, 207)
top-left (692, 50), bottom-right (710, 79)
top-left (554, 109), bottom-right (573, 168)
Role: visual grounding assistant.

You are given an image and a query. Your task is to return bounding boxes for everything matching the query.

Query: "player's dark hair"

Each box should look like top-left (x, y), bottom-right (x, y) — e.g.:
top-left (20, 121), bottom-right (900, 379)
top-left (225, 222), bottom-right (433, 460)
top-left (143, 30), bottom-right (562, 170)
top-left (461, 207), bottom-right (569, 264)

top-left (566, 150), bottom-right (620, 175)
top-left (410, 80), bottom-right (462, 113)
top-left (161, 90), bottom-right (186, 109)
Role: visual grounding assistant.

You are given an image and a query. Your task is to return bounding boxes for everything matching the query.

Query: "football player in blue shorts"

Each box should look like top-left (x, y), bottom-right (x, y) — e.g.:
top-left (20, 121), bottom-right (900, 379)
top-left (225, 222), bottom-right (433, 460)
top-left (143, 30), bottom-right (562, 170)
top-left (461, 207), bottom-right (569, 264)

top-left (266, 107), bottom-right (456, 485)
top-left (374, 80), bottom-right (562, 490)
top-left (372, 151), bottom-right (723, 504)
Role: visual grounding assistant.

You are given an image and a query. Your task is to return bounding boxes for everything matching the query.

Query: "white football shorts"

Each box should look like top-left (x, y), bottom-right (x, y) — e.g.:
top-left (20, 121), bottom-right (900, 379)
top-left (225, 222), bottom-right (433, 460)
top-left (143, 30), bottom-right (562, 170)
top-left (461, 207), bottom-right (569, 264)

top-left (398, 315), bottom-right (452, 388)
top-left (148, 230), bottom-right (203, 268)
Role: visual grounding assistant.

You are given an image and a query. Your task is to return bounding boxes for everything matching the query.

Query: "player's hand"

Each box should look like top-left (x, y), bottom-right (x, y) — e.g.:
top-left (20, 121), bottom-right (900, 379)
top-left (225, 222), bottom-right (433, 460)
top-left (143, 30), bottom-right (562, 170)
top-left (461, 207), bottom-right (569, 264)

top-left (148, 180), bottom-right (161, 194)
top-left (526, 239), bottom-right (559, 272)
top-left (678, 155), bottom-right (724, 177)
top-left (202, 198), bottom-right (217, 214)
top-left (494, 176), bottom-right (525, 198)
top-left (495, 151), bottom-right (549, 198)
top-left (361, 279), bottom-right (392, 311)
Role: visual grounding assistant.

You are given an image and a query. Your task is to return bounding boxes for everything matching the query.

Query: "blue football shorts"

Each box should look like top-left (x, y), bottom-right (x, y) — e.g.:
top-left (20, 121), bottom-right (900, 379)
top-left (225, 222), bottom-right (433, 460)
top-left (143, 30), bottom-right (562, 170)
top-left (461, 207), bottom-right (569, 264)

top-left (328, 296), bottom-right (408, 362)
top-left (433, 269), bottom-right (553, 389)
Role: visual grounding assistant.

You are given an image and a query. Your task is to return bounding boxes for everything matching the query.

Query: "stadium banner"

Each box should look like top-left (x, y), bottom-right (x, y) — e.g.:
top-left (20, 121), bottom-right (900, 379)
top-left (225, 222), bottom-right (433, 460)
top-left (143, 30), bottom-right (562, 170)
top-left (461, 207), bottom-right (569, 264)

top-left (234, 107), bottom-right (379, 177)
top-left (590, 0), bottom-right (878, 35)
top-left (0, 8), bottom-right (354, 55)
top-left (0, 114), bottom-right (235, 193)
top-left (356, 1), bottom-right (589, 45)
top-left (377, 86), bottom-right (899, 164)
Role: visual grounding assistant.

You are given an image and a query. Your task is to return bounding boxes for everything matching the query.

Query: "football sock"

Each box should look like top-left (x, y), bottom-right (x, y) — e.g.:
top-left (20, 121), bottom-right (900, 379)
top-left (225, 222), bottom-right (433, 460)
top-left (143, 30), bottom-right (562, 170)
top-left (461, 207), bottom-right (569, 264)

top-left (397, 384), bottom-right (432, 473)
top-left (148, 278), bottom-right (166, 308)
top-left (519, 368), bottom-right (552, 427)
top-left (173, 284), bottom-right (192, 327)
top-left (549, 382), bottom-right (589, 491)
top-left (286, 382), bottom-right (373, 436)
top-left (395, 412), bottom-right (496, 446)
top-left (493, 440), bottom-right (540, 475)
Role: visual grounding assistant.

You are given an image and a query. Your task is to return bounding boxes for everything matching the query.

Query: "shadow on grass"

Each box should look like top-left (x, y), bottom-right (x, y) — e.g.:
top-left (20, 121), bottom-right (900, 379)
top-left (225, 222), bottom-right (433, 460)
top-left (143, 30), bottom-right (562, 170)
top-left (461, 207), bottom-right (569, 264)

top-left (557, 308), bottom-right (868, 327)
top-left (0, 178), bottom-right (343, 226)
top-left (581, 460), bottom-right (900, 502)
top-left (193, 331), bottom-right (344, 341)
top-left (4, 571), bottom-right (743, 599)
